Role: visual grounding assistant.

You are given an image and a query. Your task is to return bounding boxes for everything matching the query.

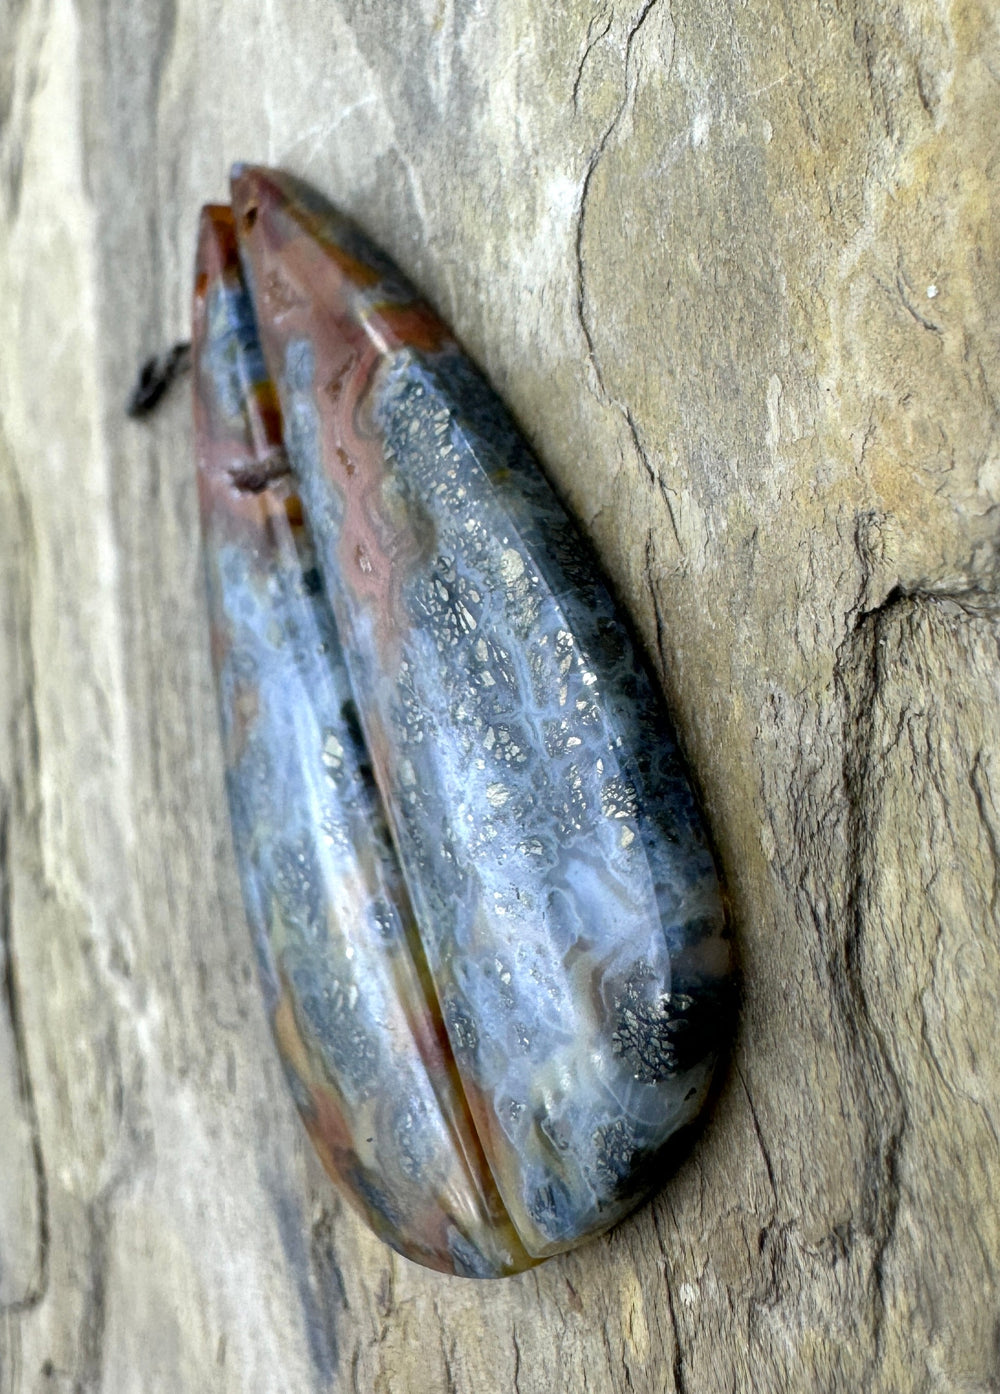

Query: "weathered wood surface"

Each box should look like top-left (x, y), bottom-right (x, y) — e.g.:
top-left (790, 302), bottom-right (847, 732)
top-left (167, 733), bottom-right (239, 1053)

top-left (1, 1), bottom-right (998, 1389)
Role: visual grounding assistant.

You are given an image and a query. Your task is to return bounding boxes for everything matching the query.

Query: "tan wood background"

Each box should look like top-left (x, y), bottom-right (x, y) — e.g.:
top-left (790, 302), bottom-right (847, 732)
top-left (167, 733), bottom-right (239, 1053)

top-left (1, 1), bottom-right (999, 1389)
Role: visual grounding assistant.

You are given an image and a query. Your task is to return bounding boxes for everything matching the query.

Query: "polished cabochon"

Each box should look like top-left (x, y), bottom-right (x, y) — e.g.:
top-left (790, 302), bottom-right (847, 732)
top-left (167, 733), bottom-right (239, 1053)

top-left (194, 167), bottom-right (733, 1277)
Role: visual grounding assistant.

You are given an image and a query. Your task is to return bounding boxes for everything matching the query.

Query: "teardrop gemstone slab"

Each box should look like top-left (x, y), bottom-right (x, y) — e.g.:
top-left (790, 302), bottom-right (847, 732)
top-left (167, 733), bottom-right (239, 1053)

top-left (193, 205), bottom-right (533, 1277)
top-left (229, 167), bottom-right (734, 1260)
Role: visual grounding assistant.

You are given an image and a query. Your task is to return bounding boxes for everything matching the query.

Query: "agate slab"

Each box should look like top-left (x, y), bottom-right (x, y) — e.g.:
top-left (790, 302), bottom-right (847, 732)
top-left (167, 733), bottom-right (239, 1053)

top-left (194, 167), bottom-right (733, 1274)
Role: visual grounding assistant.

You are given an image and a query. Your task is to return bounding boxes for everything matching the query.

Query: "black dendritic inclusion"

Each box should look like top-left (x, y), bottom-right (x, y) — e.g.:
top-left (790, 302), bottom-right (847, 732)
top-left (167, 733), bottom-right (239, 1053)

top-left (611, 963), bottom-right (696, 1083)
top-left (593, 1117), bottom-right (638, 1191)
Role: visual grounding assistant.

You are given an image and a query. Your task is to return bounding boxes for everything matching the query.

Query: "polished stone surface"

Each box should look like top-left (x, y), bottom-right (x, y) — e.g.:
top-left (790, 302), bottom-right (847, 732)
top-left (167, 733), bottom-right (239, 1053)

top-left (228, 167), bottom-right (733, 1260)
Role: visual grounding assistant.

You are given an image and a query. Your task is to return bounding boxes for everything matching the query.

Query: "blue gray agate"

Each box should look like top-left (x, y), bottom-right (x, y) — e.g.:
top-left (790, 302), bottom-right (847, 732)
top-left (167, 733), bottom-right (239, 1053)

top-left (210, 166), bottom-right (733, 1267)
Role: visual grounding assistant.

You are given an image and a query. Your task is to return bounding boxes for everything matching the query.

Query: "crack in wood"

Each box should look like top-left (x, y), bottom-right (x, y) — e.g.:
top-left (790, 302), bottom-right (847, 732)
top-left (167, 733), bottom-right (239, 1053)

top-left (0, 774), bottom-right (49, 1317)
top-left (663, 1267), bottom-right (687, 1394)
top-left (835, 595), bottom-right (916, 1374)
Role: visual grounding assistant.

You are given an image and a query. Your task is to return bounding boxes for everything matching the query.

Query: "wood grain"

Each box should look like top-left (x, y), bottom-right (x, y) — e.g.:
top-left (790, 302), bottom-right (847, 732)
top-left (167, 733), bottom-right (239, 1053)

top-left (1, 0), bottom-right (998, 1388)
